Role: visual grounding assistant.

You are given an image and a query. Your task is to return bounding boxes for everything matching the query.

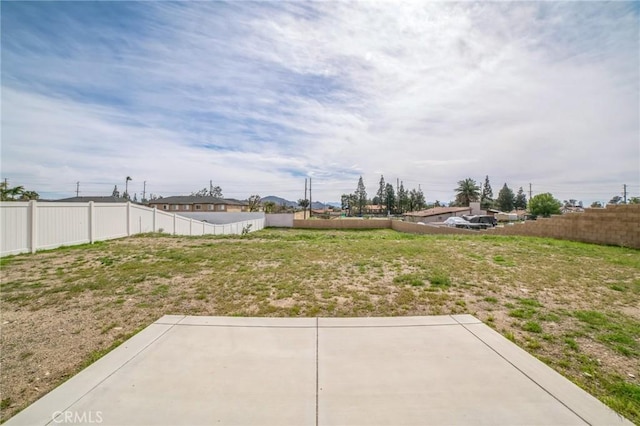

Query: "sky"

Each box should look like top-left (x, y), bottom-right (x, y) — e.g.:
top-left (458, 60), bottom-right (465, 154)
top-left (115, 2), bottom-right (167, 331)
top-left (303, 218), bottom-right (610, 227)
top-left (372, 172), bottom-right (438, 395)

top-left (2, 1), bottom-right (639, 205)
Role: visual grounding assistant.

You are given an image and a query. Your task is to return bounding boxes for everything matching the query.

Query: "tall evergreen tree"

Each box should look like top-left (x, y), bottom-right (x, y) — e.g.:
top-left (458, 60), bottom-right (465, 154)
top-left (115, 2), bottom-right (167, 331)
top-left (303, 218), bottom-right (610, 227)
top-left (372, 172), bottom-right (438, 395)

top-left (112, 185), bottom-right (120, 198)
top-left (377, 175), bottom-right (386, 210)
top-left (409, 188), bottom-right (426, 211)
top-left (397, 181), bottom-right (408, 214)
top-left (480, 175), bottom-right (493, 210)
top-left (496, 183), bottom-right (515, 212)
top-left (355, 176), bottom-right (367, 216)
top-left (514, 187), bottom-right (527, 210)
top-left (384, 183), bottom-right (395, 213)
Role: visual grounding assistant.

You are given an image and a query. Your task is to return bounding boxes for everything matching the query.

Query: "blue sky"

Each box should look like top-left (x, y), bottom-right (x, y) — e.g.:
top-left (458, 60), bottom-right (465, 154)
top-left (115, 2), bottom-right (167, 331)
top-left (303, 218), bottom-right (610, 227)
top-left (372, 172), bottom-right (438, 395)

top-left (2, 1), bottom-right (638, 204)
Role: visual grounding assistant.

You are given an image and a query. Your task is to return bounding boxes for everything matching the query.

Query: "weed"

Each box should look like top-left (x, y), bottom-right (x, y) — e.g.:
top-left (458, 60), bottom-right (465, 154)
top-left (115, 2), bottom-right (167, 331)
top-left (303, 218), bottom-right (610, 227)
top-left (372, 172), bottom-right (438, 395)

top-left (1, 398), bottom-right (11, 410)
top-left (523, 321), bottom-right (542, 333)
top-left (393, 273), bottom-right (425, 287)
top-left (484, 296), bottom-right (498, 303)
top-left (428, 270), bottom-right (451, 286)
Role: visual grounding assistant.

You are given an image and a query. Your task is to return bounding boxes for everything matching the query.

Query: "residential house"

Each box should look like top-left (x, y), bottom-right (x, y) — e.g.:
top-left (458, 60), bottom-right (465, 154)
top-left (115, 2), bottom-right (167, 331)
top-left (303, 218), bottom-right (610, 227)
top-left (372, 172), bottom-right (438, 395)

top-left (52, 196), bottom-right (132, 203)
top-left (147, 196), bottom-right (250, 213)
top-left (403, 206), bottom-right (472, 223)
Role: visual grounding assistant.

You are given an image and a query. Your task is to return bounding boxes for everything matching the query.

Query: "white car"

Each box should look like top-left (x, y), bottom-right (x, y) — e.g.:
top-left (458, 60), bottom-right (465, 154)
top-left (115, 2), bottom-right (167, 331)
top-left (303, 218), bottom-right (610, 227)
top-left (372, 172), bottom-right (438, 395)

top-left (444, 217), bottom-right (487, 229)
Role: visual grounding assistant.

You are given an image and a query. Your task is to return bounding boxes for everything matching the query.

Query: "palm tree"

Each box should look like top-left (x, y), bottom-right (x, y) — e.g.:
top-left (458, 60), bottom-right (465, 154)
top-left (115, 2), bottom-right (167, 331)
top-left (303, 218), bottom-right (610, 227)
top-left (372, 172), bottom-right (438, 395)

top-left (455, 178), bottom-right (480, 206)
top-left (124, 176), bottom-right (132, 200)
top-left (7, 185), bottom-right (24, 201)
top-left (19, 190), bottom-right (40, 200)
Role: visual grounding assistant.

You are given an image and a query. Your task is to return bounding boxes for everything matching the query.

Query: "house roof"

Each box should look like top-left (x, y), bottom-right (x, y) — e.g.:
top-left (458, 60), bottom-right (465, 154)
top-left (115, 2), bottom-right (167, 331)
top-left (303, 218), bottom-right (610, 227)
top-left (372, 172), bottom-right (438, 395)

top-left (404, 206), bottom-right (471, 217)
top-left (52, 196), bottom-right (129, 203)
top-left (147, 196), bottom-right (248, 206)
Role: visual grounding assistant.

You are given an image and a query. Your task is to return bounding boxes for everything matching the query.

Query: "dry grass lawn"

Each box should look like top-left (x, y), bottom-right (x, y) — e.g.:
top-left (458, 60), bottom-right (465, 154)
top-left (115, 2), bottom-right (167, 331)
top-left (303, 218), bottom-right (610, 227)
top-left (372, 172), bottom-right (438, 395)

top-left (1, 229), bottom-right (639, 422)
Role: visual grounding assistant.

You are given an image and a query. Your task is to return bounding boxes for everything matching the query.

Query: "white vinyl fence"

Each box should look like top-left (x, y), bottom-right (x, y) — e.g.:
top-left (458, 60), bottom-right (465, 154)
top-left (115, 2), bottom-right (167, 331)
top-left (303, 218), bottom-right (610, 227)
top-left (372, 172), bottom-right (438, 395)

top-left (0, 201), bottom-right (264, 256)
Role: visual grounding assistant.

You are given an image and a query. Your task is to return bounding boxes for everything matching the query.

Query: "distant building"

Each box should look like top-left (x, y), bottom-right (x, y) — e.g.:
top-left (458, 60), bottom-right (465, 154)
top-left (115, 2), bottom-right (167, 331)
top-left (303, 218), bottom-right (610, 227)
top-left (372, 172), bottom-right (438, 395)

top-left (52, 196), bottom-right (129, 203)
top-left (403, 206), bottom-right (472, 223)
top-left (147, 196), bottom-right (250, 213)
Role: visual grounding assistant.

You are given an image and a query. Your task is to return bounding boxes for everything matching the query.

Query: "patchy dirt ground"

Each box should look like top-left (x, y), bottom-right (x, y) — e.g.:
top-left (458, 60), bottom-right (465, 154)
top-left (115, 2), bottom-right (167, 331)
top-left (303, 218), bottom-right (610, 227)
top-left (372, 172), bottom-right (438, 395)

top-left (1, 230), bottom-right (639, 422)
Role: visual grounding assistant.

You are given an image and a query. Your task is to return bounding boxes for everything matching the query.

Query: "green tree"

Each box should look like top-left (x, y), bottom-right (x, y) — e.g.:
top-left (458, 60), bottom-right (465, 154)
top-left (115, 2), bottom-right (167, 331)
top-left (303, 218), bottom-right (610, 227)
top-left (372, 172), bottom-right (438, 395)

top-left (263, 201), bottom-right (276, 213)
top-left (298, 198), bottom-right (309, 209)
top-left (112, 185), bottom-right (120, 198)
top-left (19, 190), bottom-right (40, 200)
top-left (529, 193), bottom-right (562, 217)
top-left (211, 186), bottom-right (223, 198)
top-left (192, 188), bottom-right (209, 197)
top-left (384, 183), bottom-right (395, 214)
top-left (480, 175), bottom-right (494, 210)
top-left (608, 195), bottom-right (623, 205)
top-left (496, 184), bottom-right (515, 212)
top-left (590, 201), bottom-right (603, 208)
top-left (355, 176), bottom-right (367, 216)
top-left (408, 188), bottom-right (426, 212)
top-left (629, 197), bottom-right (640, 204)
top-left (247, 195), bottom-right (261, 212)
top-left (514, 187), bottom-right (527, 210)
top-left (340, 194), bottom-right (349, 211)
top-left (377, 175), bottom-right (386, 211)
top-left (397, 181), bottom-right (408, 214)
top-left (455, 178), bottom-right (480, 207)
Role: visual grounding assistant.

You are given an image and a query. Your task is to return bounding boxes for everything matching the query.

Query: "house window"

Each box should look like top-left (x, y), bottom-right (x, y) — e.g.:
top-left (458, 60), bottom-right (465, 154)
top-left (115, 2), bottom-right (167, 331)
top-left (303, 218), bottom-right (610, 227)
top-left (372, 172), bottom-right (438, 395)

top-left (195, 205), bottom-right (201, 210)
top-left (163, 205), bottom-right (168, 210)
top-left (173, 205), bottom-right (179, 210)
top-left (184, 205), bottom-right (190, 210)
top-left (220, 205), bottom-right (225, 211)
top-left (208, 205), bottom-right (214, 210)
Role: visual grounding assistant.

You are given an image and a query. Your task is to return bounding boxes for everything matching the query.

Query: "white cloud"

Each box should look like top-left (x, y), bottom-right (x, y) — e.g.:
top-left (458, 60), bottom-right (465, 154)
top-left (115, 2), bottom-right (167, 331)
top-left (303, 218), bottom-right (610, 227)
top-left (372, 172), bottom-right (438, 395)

top-left (1, 1), bottom-right (638, 204)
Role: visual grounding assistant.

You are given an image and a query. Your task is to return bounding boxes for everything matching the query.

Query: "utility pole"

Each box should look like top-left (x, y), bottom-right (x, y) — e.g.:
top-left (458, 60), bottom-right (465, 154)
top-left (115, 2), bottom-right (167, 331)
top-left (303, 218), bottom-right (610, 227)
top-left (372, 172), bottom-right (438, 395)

top-left (309, 177), bottom-right (313, 219)
top-left (210, 180), bottom-right (213, 196)
top-left (76, 181), bottom-right (80, 197)
top-left (143, 181), bottom-right (147, 201)
top-left (529, 183), bottom-right (532, 200)
top-left (304, 178), bottom-right (308, 220)
top-left (623, 184), bottom-right (627, 204)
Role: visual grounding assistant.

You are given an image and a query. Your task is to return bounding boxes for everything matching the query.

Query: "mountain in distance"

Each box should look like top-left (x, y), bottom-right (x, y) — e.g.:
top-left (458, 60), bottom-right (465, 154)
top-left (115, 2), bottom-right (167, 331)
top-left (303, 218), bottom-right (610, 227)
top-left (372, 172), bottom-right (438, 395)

top-left (261, 195), bottom-right (298, 208)
top-left (262, 195), bottom-right (339, 209)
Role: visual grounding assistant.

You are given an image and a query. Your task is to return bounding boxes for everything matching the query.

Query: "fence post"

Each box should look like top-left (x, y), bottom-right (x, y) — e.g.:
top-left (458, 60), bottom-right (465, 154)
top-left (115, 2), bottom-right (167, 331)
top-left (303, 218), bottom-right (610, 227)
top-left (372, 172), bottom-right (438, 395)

top-left (29, 200), bottom-right (38, 254)
top-left (189, 218), bottom-right (193, 236)
top-left (89, 201), bottom-right (95, 243)
top-left (173, 213), bottom-right (177, 235)
top-left (153, 207), bottom-right (157, 232)
top-left (126, 202), bottom-right (131, 236)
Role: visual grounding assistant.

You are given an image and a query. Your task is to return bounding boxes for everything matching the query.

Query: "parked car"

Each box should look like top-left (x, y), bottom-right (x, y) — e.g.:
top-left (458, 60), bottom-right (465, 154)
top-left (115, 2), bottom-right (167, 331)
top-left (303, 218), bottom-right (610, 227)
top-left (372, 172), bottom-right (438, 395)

top-left (463, 215), bottom-right (498, 227)
top-left (443, 217), bottom-right (489, 230)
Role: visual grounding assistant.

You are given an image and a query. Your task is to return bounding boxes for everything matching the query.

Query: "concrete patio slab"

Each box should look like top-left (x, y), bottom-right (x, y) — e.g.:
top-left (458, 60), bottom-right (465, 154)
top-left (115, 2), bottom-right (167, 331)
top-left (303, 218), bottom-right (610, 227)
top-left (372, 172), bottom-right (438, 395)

top-left (6, 315), bottom-right (632, 426)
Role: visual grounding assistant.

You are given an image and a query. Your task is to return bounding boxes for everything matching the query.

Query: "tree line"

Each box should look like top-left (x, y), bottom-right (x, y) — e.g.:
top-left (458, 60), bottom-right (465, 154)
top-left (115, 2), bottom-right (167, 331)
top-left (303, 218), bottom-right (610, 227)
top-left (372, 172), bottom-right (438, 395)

top-left (340, 175), bottom-right (426, 216)
top-left (454, 176), bottom-right (527, 212)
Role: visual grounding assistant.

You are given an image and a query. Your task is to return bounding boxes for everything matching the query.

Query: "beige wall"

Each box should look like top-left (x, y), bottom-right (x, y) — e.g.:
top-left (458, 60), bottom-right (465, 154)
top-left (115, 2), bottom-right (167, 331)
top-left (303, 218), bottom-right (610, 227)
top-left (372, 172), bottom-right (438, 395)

top-left (489, 204), bottom-right (640, 248)
top-left (391, 221), bottom-right (475, 235)
top-left (294, 219), bottom-right (392, 229)
top-left (292, 205), bottom-right (640, 249)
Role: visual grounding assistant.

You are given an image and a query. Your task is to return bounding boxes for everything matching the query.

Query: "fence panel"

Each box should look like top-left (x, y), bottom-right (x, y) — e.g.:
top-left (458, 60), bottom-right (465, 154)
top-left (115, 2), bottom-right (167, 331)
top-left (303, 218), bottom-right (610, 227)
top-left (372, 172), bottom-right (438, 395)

top-left (175, 216), bottom-right (192, 235)
top-left (155, 211), bottom-right (175, 234)
top-left (130, 205), bottom-right (155, 234)
top-left (0, 203), bottom-right (30, 255)
top-left (95, 204), bottom-right (128, 240)
top-left (37, 203), bottom-right (90, 249)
